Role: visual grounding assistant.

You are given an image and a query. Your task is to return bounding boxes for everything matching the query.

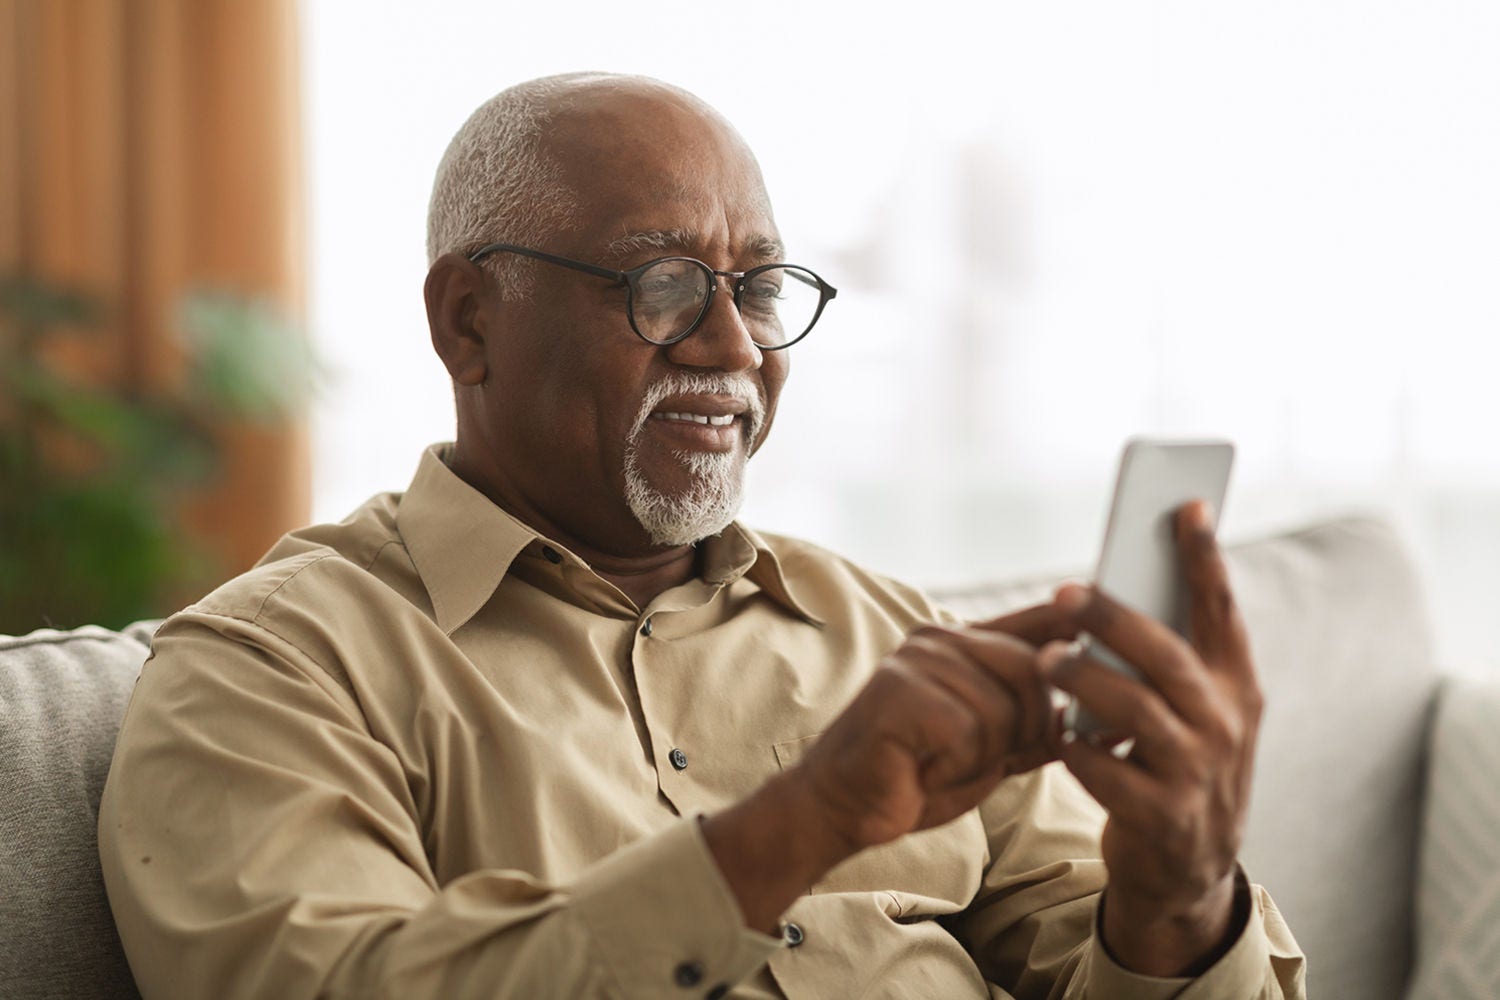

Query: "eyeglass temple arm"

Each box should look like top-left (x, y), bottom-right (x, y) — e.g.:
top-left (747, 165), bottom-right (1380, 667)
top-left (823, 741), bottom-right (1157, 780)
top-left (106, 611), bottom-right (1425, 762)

top-left (776, 267), bottom-right (837, 300)
top-left (467, 242), bottom-right (626, 283)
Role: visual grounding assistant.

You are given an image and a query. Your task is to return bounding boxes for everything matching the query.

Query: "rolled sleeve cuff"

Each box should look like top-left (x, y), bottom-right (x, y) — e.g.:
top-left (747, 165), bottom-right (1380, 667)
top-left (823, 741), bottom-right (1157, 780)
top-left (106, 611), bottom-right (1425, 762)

top-left (572, 815), bottom-right (781, 997)
top-left (1085, 869), bottom-right (1275, 1000)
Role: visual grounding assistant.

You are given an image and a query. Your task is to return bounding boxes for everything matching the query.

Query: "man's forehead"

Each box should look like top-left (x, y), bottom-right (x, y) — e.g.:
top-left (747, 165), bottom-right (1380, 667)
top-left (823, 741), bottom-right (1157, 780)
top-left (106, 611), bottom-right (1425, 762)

top-left (529, 82), bottom-right (781, 262)
top-left (546, 90), bottom-right (743, 165)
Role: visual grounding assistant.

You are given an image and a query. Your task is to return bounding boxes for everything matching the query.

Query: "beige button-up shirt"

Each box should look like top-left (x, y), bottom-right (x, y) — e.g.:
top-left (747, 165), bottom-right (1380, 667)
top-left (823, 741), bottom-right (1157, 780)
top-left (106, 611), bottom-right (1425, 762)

top-left (99, 445), bottom-right (1305, 999)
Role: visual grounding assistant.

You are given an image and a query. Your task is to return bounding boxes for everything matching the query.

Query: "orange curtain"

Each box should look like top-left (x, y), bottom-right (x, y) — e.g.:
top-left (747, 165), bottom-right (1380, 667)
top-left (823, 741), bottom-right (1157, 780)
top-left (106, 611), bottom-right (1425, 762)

top-left (0, 0), bottom-right (308, 579)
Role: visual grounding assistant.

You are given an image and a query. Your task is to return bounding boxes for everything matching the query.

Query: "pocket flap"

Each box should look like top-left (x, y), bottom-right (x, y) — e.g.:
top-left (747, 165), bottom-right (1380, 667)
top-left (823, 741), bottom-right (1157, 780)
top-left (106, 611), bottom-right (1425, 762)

top-left (772, 732), bottom-right (822, 769)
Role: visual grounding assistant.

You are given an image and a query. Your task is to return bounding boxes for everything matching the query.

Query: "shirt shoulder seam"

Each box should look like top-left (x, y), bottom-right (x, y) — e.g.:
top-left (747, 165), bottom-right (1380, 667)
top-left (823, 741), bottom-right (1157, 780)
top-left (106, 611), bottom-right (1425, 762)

top-left (248, 549), bottom-right (345, 623)
top-left (362, 538), bottom-right (402, 573)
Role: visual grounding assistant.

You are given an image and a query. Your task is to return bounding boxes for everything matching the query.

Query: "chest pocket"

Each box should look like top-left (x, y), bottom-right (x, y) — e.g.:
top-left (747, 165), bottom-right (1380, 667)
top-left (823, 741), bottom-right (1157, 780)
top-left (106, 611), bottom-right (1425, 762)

top-left (772, 733), bottom-right (987, 907)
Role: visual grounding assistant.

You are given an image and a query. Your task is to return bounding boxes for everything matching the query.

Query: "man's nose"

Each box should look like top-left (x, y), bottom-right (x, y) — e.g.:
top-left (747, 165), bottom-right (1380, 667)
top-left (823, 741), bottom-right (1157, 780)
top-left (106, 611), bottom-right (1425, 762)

top-left (662, 277), bottom-right (763, 372)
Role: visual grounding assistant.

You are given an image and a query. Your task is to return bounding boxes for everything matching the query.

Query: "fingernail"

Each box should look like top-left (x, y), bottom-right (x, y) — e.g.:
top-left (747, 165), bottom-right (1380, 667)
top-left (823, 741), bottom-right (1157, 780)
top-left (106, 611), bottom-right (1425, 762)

top-left (1192, 500), bottom-right (1215, 528)
top-left (1054, 584), bottom-right (1089, 613)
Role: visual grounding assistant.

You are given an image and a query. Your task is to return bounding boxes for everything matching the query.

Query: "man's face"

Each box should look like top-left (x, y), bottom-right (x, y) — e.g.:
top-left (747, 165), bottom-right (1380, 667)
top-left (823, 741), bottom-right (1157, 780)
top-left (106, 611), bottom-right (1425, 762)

top-left (472, 86), bottom-right (789, 556)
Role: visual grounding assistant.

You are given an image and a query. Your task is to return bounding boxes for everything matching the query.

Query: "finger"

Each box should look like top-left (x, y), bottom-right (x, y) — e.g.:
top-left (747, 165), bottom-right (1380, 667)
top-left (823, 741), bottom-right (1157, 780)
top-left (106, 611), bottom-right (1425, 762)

top-left (1038, 642), bottom-right (1193, 767)
top-left (1175, 502), bottom-right (1254, 675)
top-left (1053, 584), bottom-right (1214, 727)
top-left (969, 600), bottom-right (1082, 648)
top-left (999, 734), bottom-right (1062, 777)
top-left (880, 660), bottom-right (997, 789)
top-left (1058, 736), bottom-right (1172, 832)
top-left (939, 625), bottom-right (1055, 751)
top-left (899, 630), bottom-right (1020, 776)
top-left (908, 625), bottom-right (1062, 778)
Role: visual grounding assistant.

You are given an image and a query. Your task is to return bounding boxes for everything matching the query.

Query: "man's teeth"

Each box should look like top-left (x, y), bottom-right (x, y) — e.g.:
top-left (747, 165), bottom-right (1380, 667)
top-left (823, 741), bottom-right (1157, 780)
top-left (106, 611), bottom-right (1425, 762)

top-left (655, 412), bottom-right (736, 427)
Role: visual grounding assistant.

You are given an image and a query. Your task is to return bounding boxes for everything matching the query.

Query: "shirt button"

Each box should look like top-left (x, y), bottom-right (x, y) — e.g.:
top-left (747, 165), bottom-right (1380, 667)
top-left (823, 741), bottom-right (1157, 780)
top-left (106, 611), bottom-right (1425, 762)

top-left (783, 922), bottom-right (805, 948)
top-left (705, 986), bottom-right (729, 1000)
top-left (640, 617), bottom-right (653, 637)
top-left (541, 545), bottom-right (562, 564)
top-left (673, 960), bottom-right (703, 987)
top-left (669, 747), bottom-right (688, 771)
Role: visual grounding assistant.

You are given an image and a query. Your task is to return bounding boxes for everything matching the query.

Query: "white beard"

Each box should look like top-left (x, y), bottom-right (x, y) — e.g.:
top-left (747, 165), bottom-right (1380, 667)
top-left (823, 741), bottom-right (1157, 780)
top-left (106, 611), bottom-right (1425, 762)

top-left (622, 372), bottom-right (765, 547)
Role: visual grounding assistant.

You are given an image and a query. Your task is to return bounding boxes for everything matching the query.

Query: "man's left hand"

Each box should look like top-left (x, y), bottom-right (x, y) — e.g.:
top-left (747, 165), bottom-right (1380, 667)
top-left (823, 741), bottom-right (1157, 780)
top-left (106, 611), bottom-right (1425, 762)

top-left (1041, 500), bottom-right (1263, 978)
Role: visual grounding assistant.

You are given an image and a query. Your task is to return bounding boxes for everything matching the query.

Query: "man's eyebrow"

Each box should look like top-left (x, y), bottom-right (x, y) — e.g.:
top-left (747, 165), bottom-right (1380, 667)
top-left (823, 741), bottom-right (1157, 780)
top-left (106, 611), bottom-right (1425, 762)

top-left (745, 234), bottom-right (786, 262)
top-left (601, 229), bottom-right (788, 265)
top-left (603, 229), bottom-right (696, 263)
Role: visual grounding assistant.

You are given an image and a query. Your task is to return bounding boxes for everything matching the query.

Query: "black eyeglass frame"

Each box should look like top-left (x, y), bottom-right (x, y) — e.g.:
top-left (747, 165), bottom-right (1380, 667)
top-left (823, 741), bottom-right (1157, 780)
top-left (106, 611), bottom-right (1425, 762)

top-left (466, 241), bottom-right (837, 350)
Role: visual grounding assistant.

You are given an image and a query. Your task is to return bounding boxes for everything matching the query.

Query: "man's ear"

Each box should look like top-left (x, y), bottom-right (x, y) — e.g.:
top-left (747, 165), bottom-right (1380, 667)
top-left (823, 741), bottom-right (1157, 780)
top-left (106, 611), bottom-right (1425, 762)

top-left (425, 253), bottom-right (493, 387)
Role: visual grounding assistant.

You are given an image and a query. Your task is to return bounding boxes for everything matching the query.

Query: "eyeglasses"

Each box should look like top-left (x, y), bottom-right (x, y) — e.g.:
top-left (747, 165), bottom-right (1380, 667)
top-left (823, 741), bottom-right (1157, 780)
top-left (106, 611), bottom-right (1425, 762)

top-left (467, 242), bottom-right (837, 350)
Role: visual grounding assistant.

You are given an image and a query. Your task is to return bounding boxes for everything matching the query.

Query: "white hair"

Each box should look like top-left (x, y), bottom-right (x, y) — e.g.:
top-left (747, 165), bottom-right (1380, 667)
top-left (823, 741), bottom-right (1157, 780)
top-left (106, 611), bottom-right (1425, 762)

top-left (425, 73), bottom-right (600, 299)
top-left (428, 73), bottom-right (754, 301)
top-left (622, 371), bottom-right (767, 546)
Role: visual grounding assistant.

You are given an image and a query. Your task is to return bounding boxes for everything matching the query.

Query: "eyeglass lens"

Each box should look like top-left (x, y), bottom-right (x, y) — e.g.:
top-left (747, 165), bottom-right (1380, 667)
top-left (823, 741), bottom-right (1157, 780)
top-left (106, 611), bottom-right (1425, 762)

top-left (630, 261), bottom-right (823, 347)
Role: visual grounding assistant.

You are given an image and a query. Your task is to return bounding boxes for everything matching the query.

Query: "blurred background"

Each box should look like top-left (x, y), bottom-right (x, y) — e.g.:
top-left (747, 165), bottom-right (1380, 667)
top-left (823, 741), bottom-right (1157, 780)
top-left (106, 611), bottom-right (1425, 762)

top-left (1, 1), bottom-right (309, 631)
top-left (3, 1), bottom-right (1496, 674)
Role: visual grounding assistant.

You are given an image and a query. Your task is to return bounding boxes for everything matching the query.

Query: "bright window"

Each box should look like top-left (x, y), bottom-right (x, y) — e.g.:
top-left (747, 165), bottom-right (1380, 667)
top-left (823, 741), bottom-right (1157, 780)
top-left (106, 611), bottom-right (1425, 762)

top-left (305, 1), bottom-right (1500, 669)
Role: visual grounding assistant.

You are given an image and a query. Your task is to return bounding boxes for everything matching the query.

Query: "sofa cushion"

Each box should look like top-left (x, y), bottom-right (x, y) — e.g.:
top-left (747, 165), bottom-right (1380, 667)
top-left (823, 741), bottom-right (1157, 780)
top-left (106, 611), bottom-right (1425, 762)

top-left (0, 623), bottom-right (157, 1000)
top-left (932, 516), bottom-right (1440, 1000)
top-left (1231, 517), bottom-right (1438, 1000)
top-left (1406, 674), bottom-right (1500, 1000)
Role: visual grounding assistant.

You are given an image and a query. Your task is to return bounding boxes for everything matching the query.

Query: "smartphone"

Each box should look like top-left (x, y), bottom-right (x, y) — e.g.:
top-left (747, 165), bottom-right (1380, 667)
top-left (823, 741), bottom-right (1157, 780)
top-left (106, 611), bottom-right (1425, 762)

top-left (1062, 438), bottom-right (1235, 736)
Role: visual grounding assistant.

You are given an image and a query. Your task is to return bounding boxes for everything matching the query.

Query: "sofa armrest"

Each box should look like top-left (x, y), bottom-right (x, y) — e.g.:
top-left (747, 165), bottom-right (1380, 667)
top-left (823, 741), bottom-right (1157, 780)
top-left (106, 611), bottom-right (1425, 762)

top-left (1406, 671), bottom-right (1500, 1000)
top-left (1, 623), bottom-right (159, 1000)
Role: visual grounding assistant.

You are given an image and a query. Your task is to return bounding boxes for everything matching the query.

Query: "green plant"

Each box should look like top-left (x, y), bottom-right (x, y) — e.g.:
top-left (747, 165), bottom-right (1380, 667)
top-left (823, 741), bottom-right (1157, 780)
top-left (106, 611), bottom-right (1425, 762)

top-left (0, 278), bottom-right (316, 633)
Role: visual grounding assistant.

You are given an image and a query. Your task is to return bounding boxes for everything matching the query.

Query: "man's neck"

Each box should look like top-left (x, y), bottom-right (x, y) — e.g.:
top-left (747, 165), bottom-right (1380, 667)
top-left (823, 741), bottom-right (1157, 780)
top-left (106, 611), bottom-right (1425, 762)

top-left (446, 443), bottom-right (701, 610)
top-left (588, 545), bottom-right (700, 610)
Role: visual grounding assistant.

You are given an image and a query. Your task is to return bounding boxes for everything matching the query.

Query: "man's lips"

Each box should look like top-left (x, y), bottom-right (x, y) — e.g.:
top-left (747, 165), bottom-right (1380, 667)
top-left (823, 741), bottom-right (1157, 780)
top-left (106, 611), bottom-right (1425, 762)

top-left (644, 394), bottom-right (752, 449)
top-left (649, 393), bottom-right (749, 420)
top-left (652, 411), bottom-right (737, 427)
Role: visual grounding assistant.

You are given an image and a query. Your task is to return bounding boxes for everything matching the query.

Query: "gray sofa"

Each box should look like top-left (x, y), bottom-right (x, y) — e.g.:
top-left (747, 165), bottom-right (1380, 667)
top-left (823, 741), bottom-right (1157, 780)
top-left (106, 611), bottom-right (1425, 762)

top-left (0, 517), bottom-right (1476, 998)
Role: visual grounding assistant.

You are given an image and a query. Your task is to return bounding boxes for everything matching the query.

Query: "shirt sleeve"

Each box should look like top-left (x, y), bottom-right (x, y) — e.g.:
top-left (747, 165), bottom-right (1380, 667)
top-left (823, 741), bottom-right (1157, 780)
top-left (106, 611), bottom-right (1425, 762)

top-left (97, 611), bottom-right (781, 1000)
top-left (947, 763), bottom-right (1307, 999)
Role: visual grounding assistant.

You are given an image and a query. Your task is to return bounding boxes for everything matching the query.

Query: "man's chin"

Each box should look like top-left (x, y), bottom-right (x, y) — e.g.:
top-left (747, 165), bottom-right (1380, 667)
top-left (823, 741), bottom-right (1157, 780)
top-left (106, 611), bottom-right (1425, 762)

top-left (623, 450), bottom-right (746, 547)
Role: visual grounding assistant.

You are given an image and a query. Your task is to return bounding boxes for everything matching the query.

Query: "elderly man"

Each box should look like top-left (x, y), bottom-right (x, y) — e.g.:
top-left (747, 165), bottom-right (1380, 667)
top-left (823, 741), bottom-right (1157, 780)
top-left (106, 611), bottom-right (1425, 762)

top-left (99, 73), bottom-right (1304, 999)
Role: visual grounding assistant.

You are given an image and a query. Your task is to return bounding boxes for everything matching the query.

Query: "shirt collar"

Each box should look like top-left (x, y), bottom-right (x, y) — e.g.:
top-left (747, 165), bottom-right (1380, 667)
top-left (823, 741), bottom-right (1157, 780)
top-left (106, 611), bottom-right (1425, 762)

top-left (704, 522), bottom-right (825, 627)
top-left (397, 444), bottom-right (538, 634)
top-left (397, 443), bottom-right (824, 632)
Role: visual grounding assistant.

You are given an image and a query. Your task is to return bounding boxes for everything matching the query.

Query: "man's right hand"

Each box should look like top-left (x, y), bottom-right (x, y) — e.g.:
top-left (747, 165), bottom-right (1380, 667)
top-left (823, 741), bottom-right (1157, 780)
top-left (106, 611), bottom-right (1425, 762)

top-left (791, 613), bottom-right (1067, 855)
top-left (702, 603), bottom-right (1077, 933)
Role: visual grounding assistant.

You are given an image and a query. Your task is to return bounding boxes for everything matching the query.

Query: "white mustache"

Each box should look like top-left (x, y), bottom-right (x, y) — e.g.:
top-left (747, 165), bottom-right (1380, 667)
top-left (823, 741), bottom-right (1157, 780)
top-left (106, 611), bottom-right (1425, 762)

top-left (629, 372), bottom-right (766, 445)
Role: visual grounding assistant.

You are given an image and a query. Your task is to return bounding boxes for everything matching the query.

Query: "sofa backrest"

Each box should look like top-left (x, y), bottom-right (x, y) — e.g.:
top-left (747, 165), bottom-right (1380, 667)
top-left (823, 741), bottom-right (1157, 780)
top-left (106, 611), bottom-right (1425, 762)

top-left (0, 517), bottom-right (1437, 1000)
top-left (1, 622), bottom-right (156, 1000)
top-left (932, 515), bottom-right (1440, 1000)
